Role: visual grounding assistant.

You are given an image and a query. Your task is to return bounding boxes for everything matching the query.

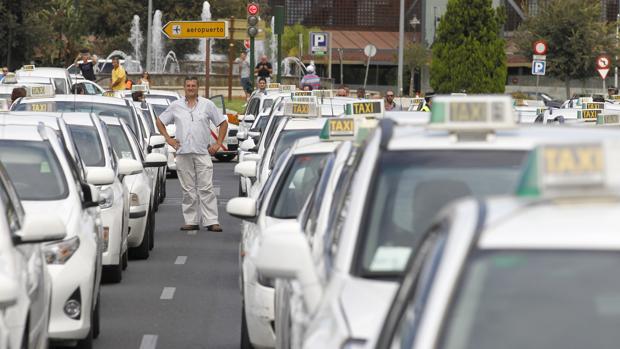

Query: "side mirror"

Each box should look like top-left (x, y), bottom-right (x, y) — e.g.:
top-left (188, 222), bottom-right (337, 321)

top-left (143, 153), bottom-right (168, 167)
top-left (81, 183), bottom-right (100, 208)
top-left (244, 153), bottom-right (262, 162)
top-left (149, 135), bottom-right (166, 149)
top-left (226, 197), bottom-right (257, 220)
top-left (253, 221), bottom-right (322, 313)
top-left (118, 158), bottom-right (143, 176)
top-left (234, 161), bottom-right (257, 178)
top-left (0, 274), bottom-right (18, 308)
top-left (242, 114), bottom-right (255, 122)
top-left (16, 214), bottom-right (67, 244)
top-left (237, 131), bottom-right (248, 140)
top-left (86, 167), bottom-right (115, 186)
top-left (248, 131), bottom-right (260, 138)
top-left (240, 138), bottom-right (256, 152)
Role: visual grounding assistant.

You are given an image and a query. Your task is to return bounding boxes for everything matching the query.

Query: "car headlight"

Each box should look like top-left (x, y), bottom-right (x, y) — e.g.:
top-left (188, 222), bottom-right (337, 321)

top-left (130, 193), bottom-right (140, 206)
top-left (98, 186), bottom-right (114, 209)
top-left (44, 237), bottom-right (80, 264)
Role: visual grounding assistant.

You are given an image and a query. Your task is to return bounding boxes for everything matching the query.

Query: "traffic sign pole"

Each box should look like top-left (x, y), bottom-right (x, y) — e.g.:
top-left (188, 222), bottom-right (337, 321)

top-left (250, 37), bottom-right (255, 89)
top-left (227, 16), bottom-right (235, 102)
top-left (205, 38), bottom-right (210, 98)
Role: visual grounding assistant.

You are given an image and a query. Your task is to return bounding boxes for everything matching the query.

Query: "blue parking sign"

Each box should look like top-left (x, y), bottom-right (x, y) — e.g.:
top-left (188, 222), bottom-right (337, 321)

top-left (532, 60), bottom-right (546, 76)
top-left (310, 32), bottom-right (329, 55)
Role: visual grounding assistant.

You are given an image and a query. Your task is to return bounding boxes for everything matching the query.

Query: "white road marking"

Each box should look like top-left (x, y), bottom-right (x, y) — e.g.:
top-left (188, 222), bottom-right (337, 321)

top-left (139, 334), bottom-right (158, 349)
top-left (175, 256), bottom-right (187, 265)
top-left (187, 230), bottom-right (197, 235)
top-left (160, 287), bottom-right (176, 300)
top-left (214, 187), bottom-right (221, 195)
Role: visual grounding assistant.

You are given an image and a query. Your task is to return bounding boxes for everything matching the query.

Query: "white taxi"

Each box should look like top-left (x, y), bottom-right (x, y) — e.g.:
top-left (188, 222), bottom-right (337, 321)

top-left (0, 159), bottom-right (66, 349)
top-left (228, 131), bottom-right (342, 349)
top-left (15, 65), bottom-right (73, 95)
top-left (0, 123), bottom-right (103, 347)
top-left (62, 113), bottom-right (131, 283)
top-left (102, 116), bottom-right (167, 259)
top-left (372, 140), bottom-right (620, 349)
top-left (253, 95), bottom-right (620, 348)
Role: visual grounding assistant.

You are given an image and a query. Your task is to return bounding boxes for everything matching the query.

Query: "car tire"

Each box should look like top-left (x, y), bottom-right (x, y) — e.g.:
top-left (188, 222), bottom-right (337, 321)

top-left (153, 186), bottom-right (160, 212)
top-left (122, 250), bottom-right (128, 270)
top-left (238, 180), bottom-right (243, 197)
top-left (241, 303), bottom-right (254, 349)
top-left (215, 153), bottom-right (236, 162)
top-left (167, 170), bottom-right (178, 179)
top-left (76, 328), bottom-right (93, 349)
top-left (148, 208), bottom-right (155, 250)
top-left (20, 317), bottom-right (28, 349)
top-left (160, 178), bottom-right (166, 203)
top-left (92, 293), bottom-right (100, 339)
top-left (129, 218), bottom-right (150, 260)
top-left (104, 262), bottom-right (122, 283)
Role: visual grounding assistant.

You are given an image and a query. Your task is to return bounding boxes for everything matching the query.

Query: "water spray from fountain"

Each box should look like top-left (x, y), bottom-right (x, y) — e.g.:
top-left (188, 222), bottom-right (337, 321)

top-left (270, 17), bottom-right (278, 76)
top-left (163, 51), bottom-right (181, 73)
top-left (152, 10), bottom-right (164, 73)
top-left (128, 15), bottom-right (143, 63)
top-left (199, 1), bottom-right (214, 73)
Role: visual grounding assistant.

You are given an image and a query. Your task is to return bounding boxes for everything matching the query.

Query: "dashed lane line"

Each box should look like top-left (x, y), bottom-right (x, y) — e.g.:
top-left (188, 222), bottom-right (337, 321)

top-left (175, 256), bottom-right (188, 265)
top-left (139, 335), bottom-right (158, 349)
top-left (160, 287), bottom-right (176, 300)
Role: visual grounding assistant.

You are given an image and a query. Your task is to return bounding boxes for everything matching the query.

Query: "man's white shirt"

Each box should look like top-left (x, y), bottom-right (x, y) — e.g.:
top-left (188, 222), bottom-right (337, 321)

top-left (159, 96), bottom-right (226, 155)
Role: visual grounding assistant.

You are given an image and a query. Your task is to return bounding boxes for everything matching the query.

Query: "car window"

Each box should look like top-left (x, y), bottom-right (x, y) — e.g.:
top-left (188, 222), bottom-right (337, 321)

top-left (108, 125), bottom-right (136, 160)
top-left (83, 83), bottom-right (98, 95)
top-left (303, 154), bottom-right (335, 237)
top-left (151, 104), bottom-right (168, 118)
top-left (269, 129), bottom-right (322, 169)
top-left (53, 78), bottom-right (67, 94)
top-left (0, 168), bottom-right (24, 234)
top-left (68, 125), bottom-right (106, 167)
top-left (268, 153), bottom-right (327, 219)
top-left (0, 140), bottom-right (69, 200)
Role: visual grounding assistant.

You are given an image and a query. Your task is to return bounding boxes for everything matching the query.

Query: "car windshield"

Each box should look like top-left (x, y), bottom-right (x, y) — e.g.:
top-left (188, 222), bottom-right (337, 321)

top-left (68, 125), bottom-right (106, 166)
top-left (0, 140), bottom-right (68, 200)
top-left (269, 129), bottom-right (322, 169)
top-left (150, 104), bottom-right (168, 118)
top-left (440, 250), bottom-right (620, 349)
top-left (138, 107), bottom-right (156, 134)
top-left (146, 95), bottom-right (178, 103)
top-left (108, 125), bottom-right (135, 160)
top-left (251, 115), bottom-right (270, 133)
top-left (269, 153), bottom-right (327, 219)
top-left (53, 78), bottom-right (67, 94)
top-left (358, 150), bottom-right (528, 277)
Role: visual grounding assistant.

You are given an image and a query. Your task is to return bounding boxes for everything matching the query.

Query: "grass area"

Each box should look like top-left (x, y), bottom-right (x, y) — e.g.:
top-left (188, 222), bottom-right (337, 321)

top-left (224, 97), bottom-right (248, 114)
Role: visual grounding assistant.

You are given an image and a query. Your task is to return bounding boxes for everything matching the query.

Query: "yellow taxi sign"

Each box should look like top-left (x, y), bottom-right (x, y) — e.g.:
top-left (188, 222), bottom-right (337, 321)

top-left (312, 90), bottom-right (334, 99)
top-left (268, 83), bottom-right (281, 89)
top-left (345, 99), bottom-right (385, 118)
top-left (131, 84), bottom-right (149, 93)
top-left (320, 118), bottom-right (356, 141)
top-left (597, 113), bottom-right (620, 125)
top-left (0, 99), bottom-right (9, 111)
top-left (583, 102), bottom-right (604, 110)
top-left (1, 73), bottom-right (17, 84)
top-left (283, 99), bottom-right (320, 118)
top-left (22, 65), bottom-right (35, 71)
top-left (429, 95), bottom-right (514, 130)
top-left (612, 95), bottom-right (620, 101)
top-left (102, 91), bottom-right (117, 97)
top-left (27, 102), bottom-right (55, 112)
top-left (279, 85), bottom-right (296, 93)
top-left (161, 21), bottom-right (229, 39)
top-left (406, 98), bottom-right (426, 111)
top-left (26, 85), bottom-right (54, 98)
top-left (292, 91), bottom-right (312, 97)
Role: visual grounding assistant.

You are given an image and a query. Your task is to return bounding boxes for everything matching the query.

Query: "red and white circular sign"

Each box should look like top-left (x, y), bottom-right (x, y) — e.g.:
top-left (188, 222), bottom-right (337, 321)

top-left (597, 55), bottom-right (611, 69)
top-left (247, 3), bottom-right (260, 16)
top-left (244, 39), bottom-right (251, 49)
top-left (533, 40), bottom-right (548, 55)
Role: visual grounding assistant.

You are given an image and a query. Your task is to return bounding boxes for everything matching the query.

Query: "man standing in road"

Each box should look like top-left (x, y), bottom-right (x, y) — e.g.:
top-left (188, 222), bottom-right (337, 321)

top-left (75, 50), bottom-right (98, 81)
top-left (110, 56), bottom-right (126, 91)
top-left (156, 76), bottom-right (228, 232)
top-left (254, 55), bottom-right (272, 83)
top-left (235, 51), bottom-right (252, 99)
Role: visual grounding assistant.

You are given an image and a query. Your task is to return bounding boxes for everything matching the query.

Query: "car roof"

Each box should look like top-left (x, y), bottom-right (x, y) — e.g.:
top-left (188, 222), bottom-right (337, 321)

top-left (146, 98), bottom-right (170, 106)
top-left (478, 197), bottom-right (620, 250)
top-left (0, 112), bottom-right (61, 130)
top-left (16, 67), bottom-right (68, 77)
top-left (0, 123), bottom-right (56, 142)
top-left (100, 116), bottom-right (122, 126)
top-left (293, 138), bottom-right (340, 155)
top-left (20, 94), bottom-right (129, 105)
top-left (60, 112), bottom-right (98, 126)
top-left (283, 117), bottom-right (327, 130)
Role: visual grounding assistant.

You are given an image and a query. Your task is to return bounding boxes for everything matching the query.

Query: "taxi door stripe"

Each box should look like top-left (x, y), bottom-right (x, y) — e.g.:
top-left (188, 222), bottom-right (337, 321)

top-left (210, 130), bottom-right (228, 151)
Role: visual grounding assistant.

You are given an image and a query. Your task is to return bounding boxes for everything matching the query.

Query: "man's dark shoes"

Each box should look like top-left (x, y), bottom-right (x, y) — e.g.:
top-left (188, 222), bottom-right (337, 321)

top-left (180, 224), bottom-right (199, 231)
top-left (206, 224), bottom-right (223, 232)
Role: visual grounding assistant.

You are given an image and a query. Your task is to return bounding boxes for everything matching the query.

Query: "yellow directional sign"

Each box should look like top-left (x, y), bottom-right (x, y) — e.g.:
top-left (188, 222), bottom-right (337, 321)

top-left (162, 21), bottom-right (229, 39)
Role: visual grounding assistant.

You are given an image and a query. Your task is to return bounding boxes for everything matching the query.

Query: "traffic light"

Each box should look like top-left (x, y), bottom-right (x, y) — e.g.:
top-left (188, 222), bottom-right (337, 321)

top-left (247, 2), bottom-right (260, 38)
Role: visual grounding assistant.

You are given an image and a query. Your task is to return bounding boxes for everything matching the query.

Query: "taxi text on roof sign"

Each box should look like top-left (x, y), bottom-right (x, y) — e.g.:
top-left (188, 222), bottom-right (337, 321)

top-left (345, 99), bottom-right (385, 118)
top-left (268, 83), bottom-right (281, 89)
top-left (283, 99), bottom-right (320, 118)
top-left (22, 65), bottom-right (35, 71)
top-left (292, 91), bottom-right (313, 97)
top-left (279, 85), bottom-right (296, 93)
top-left (161, 21), bottom-right (229, 39)
top-left (597, 113), bottom-right (620, 125)
top-left (27, 102), bottom-right (55, 112)
top-left (429, 95), bottom-right (514, 130)
top-left (515, 141), bottom-right (620, 197)
top-left (319, 118), bottom-right (356, 141)
top-left (312, 90), bottom-right (334, 99)
top-left (26, 85), bottom-right (54, 98)
top-left (132, 84), bottom-right (149, 93)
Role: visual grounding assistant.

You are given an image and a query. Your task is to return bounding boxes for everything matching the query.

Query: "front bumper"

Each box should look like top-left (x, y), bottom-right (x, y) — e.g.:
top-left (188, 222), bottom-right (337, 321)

top-left (244, 259), bottom-right (276, 348)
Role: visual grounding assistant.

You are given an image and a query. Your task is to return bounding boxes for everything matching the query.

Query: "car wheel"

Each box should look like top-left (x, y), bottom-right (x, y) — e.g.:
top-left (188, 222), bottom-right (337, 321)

top-left (129, 218), bottom-right (150, 260)
top-left (241, 303), bottom-right (254, 349)
top-left (215, 154), bottom-right (236, 162)
top-left (160, 175), bottom-right (167, 202)
top-left (148, 208), bottom-right (155, 250)
top-left (122, 250), bottom-right (128, 270)
top-left (238, 180), bottom-right (243, 197)
top-left (92, 293), bottom-right (100, 339)
top-left (167, 170), bottom-right (178, 179)
top-left (75, 328), bottom-right (93, 349)
top-left (104, 262), bottom-right (122, 283)
top-left (20, 317), bottom-right (28, 349)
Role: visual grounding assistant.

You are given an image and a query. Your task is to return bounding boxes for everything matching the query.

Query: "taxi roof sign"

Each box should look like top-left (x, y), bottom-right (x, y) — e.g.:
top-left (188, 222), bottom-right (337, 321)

top-left (283, 99), bottom-right (320, 118)
top-left (516, 141), bottom-right (620, 197)
top-left (131, 84), bottom-right (149, 93)
top-left (279, 85), bottom-right (296, 93)
top-left (26, 85), bottom-right (54, 98)
top-left (597, 113), bottom-right (620, 125)
top-left (1, 73), bottom-right (17, 84)
top-left (0, 99), bottom-right (9, 111)
top-left (344, 99), bottom-right (385, 118)
top-left (319, 118), bottom-right (356, 141)
top-left (292, 91), bottom-right (313, 97)
top-left (21, 65), bottom-right (35, 71)
top-left (26, 102), bottom-right (56, 113)
top-left (429, 95), bottom-right (515, 130)
top-left (312, 90), bottom-right (334, 99)
top-left (268, 83), bottom-right (281, 89)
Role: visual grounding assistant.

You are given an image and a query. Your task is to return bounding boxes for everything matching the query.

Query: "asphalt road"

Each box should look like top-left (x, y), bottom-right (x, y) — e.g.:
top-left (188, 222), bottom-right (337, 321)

top-left (92, 161), bottom-right (242, 349)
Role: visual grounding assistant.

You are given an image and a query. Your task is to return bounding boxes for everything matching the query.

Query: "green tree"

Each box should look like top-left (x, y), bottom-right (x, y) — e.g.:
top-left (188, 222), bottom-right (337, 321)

top-left (280, 24), bottom-right (321, 57)
top-left (430, 0), bottom-right (506, 93)
top-left (404, 42), bottom-right (431, 95)
top-left (514, 0), bottom-right (616, 98)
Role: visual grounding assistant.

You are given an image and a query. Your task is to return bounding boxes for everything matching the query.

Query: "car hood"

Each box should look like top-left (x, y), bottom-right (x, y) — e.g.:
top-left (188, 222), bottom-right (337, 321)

top-left (22, 199), bottom-right (78, 237)
top-left (339, 278), bottom-right (399, 340)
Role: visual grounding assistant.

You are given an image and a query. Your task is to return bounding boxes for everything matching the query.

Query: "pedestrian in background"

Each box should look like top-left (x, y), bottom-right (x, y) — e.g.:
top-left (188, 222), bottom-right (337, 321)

top-left (356, 87), bottom-right (366, 99)
top-left (156, 76), bottom-right (228, 232)
top-left (235, 51), bottom-right (252, 99)
top-left (257, 77), bottom-right (267, 94)
top-left (384, 89), bottom-right (400, 111)
top-left (110, 56), bottom-right (127, 91)
top-left (75, 50), bottom-right (98, 82)
top-left (300, 65), bottom-right (321, 90)
top-left (10, 87), bottom-right (26, 106)
top-left (255, 55), bottom-right (272, 83)
top-left (336, 86), bottom-right (348, 97)
top-left (0, 67), bottom-right (8, 82)
top-left (139, 72), bottom-right (152, 87)
top-left (302, 84), bottom-right (313, 91)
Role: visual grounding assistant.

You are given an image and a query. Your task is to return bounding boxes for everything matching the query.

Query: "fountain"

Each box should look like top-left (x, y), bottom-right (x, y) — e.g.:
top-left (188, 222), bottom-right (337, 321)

top-left (128, 15), bottom-right (143, 63)
top-left (282, 56), bottom-right (307, 77)
top-left (152, 10), bottom-right (164, 73)
top-left (270, 17), bottom-right (278, 76)
top-left (198, 1), bottom-right (214, 73)
top-left (163, 51), bottom-right (181, 73)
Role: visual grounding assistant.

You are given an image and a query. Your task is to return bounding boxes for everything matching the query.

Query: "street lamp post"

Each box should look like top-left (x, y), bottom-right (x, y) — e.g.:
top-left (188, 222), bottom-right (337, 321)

top-left (615, 11), bottom-right (619, 89)
top-left (409, 15), bottom-right (420, 96)
top-left (146, 0), bottom-right (152, 71)
top-left (398, 0), bottom-right (405, 96)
